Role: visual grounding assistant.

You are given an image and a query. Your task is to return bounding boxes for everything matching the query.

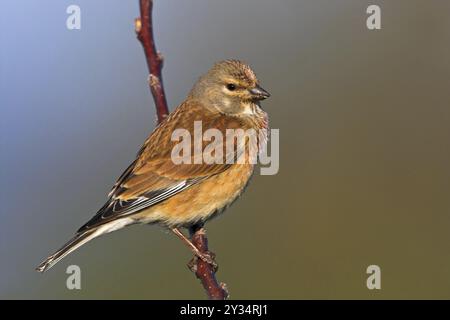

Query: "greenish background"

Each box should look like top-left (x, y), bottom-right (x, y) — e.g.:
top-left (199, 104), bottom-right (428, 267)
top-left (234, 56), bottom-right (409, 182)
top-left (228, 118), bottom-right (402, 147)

top-left (1, 0), bottom-right (450, 299)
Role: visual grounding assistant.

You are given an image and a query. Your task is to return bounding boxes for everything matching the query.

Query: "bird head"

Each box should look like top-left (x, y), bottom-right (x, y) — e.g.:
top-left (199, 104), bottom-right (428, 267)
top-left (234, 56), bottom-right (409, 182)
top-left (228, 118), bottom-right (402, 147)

top-left (190, 60), bottom-right (270, 114)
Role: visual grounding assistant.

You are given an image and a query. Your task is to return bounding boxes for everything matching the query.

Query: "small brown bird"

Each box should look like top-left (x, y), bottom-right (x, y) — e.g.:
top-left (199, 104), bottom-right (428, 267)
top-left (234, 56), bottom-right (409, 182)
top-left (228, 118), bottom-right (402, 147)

top-left (36, 60), bottom-right (270, 272)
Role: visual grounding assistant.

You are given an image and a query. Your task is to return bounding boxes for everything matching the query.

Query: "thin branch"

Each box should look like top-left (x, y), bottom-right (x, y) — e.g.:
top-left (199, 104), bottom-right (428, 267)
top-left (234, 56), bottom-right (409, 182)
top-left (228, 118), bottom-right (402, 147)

top-left (135, 0), bottom-right (169, 122)
top-left (189, 224), bottom-right (229, 300)
top-left (135, 0), bottom-right (228, 300)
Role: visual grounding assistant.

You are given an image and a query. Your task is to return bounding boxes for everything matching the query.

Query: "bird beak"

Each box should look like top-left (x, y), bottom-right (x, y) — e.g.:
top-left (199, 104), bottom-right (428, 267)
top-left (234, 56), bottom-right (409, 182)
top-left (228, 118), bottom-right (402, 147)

top-left (249, 85), bottom-right (270, 100)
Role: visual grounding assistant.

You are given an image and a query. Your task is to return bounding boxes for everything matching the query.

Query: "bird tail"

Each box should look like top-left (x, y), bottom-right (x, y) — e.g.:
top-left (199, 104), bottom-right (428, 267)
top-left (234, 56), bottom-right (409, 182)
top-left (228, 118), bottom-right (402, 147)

top-left (36, 229), bottom-right (99, 273)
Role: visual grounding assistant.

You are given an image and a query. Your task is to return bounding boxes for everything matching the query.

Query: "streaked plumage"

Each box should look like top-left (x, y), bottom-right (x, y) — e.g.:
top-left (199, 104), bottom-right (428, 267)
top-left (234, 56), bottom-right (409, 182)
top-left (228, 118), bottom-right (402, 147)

top-left (36, 60), bottom-right (270, 272)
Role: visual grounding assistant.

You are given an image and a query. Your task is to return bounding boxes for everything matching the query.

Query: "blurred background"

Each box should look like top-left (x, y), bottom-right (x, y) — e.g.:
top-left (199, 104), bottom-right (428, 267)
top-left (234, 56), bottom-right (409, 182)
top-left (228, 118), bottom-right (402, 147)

top-left (1, 0), bottom-right (450, 299)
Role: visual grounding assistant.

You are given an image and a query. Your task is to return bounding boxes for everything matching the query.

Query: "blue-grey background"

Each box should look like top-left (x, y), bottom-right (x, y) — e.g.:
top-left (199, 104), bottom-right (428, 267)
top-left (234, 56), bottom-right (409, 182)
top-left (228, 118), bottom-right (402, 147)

top-left (1, 0), bottom-right (450, 299)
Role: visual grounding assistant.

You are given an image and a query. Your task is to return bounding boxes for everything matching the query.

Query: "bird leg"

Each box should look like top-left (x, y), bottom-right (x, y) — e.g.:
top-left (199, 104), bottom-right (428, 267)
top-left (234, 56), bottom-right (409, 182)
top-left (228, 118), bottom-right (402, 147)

top-left (171, 228), bottom-right (218, 269)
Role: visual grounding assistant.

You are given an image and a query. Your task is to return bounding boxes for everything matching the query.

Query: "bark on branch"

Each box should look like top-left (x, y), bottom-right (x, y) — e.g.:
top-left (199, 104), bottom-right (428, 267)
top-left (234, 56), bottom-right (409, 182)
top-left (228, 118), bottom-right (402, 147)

top-left (135, 0), bottom-right (228, 300)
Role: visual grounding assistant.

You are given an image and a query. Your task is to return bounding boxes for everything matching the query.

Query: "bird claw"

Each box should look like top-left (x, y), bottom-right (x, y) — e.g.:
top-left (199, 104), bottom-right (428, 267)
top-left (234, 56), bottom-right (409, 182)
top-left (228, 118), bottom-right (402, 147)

top-left (187, 257), bottom-right (197, 273)
top-left (188, 251), bottom-right (218, 273)
top-left (200, 251), bottom-right (218, 271)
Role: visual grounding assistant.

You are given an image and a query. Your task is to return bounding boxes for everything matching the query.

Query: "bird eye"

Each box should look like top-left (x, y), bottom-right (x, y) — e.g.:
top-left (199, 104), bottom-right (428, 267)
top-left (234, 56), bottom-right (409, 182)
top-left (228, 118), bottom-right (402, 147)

top-left (226, 83), bottom-right (236, 91)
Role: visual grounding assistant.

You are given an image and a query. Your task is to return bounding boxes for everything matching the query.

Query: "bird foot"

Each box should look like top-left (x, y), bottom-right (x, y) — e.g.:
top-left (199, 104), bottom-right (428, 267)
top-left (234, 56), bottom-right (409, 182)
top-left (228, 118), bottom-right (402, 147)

top-left (188, 251), bottom-right (218, 273)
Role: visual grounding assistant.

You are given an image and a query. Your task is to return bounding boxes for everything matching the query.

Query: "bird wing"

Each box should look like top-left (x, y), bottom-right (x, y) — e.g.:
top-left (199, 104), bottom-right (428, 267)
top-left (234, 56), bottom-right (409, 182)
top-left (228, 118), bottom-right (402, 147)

top-left (77, 101), bottom-right (247, 232)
